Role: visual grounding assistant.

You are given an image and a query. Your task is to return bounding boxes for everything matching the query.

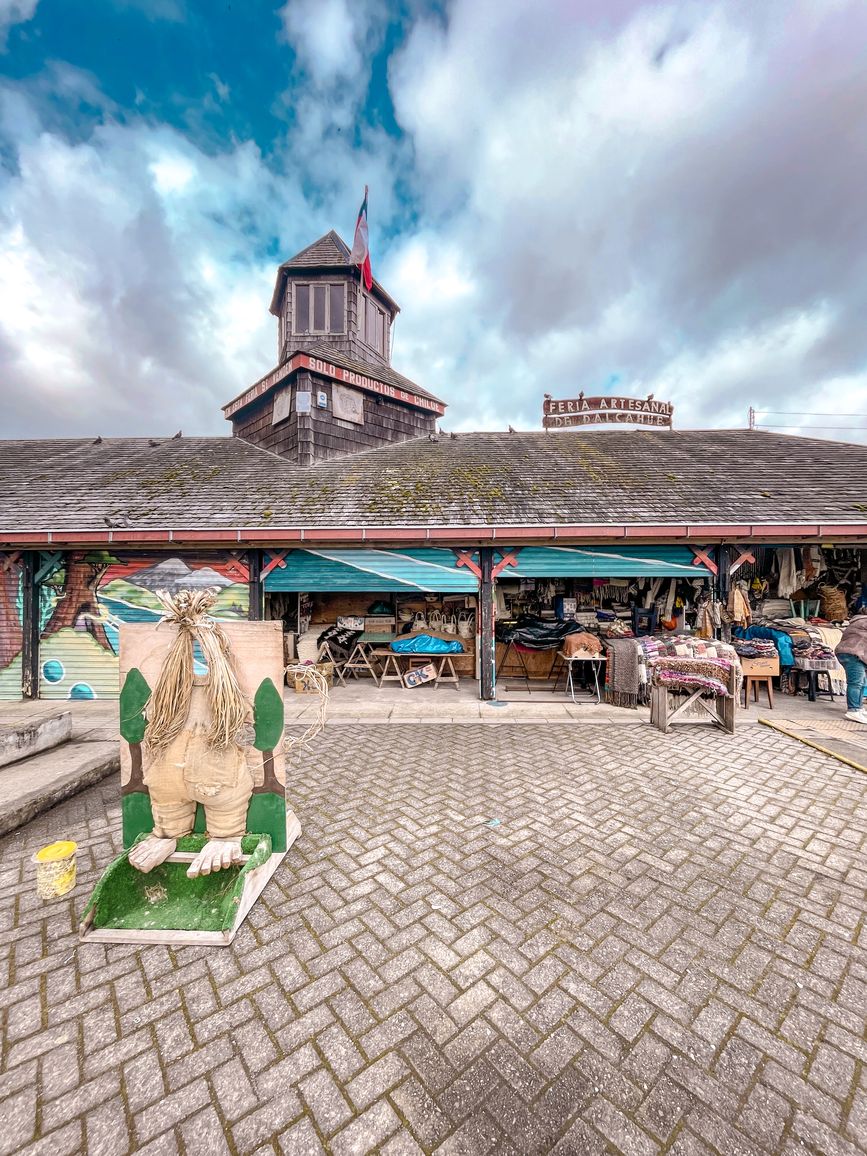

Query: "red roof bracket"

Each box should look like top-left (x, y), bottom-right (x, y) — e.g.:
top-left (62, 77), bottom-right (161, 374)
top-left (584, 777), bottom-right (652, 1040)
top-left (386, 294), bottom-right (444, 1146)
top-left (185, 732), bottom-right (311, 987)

top-left (730, 547), bottom-right (756, 576)
top-left (261, 550), bottom-right (290, 580)
top-left (492, 549), bottom-right (521, 579)
top-left (220, 550), bottom-right (250, 583)
top-left (453, 549), bottom-right (482, 580)
top-left (690, 546), bottom-right (718, 576)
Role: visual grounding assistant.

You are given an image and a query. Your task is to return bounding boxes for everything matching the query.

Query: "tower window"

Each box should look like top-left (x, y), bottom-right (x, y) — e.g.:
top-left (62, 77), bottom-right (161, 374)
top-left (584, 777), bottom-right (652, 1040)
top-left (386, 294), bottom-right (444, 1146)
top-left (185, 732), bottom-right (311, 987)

top-left (363, 294), bottom-right (387, 355)
top-left (291, 282), bottom-right (345, 334)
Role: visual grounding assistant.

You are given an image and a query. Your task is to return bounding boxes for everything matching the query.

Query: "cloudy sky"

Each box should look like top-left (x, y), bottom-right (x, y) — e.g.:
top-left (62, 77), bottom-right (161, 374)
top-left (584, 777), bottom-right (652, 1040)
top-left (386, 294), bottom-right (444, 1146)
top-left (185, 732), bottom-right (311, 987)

top-left (1, 0), bottom-right (866, 441)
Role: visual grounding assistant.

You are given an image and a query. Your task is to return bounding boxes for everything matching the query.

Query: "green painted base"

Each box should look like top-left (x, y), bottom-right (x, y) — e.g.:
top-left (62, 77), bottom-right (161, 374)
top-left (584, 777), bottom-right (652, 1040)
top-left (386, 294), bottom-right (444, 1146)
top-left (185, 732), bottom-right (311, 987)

top-left (82, 833), bottom-right (272, 933)
top-left (122, 794), bottom-right (286, 850)
top-left (247, 793), bottom-right (287, 852)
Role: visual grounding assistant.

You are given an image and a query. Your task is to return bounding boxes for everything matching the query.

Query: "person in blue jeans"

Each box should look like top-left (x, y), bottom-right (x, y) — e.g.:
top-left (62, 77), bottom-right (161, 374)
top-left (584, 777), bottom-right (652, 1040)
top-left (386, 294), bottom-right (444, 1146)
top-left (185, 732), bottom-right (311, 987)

top-left (835, 609), bottom-right (867, 723)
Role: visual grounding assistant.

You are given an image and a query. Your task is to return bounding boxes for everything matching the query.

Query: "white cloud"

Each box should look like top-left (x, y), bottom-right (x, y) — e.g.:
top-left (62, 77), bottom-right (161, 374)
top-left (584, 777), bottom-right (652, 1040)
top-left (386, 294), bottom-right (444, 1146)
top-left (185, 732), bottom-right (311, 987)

top-left (0, 95), bottom-right (288, 436)
top-left (279, 0), bottom-right (386, 88)
top-left (0, 0), bottom-right (38, 49)
top-left (383, 0), bottom-right (867, 441)
top-left (2, 0), bottom-right (867, 447)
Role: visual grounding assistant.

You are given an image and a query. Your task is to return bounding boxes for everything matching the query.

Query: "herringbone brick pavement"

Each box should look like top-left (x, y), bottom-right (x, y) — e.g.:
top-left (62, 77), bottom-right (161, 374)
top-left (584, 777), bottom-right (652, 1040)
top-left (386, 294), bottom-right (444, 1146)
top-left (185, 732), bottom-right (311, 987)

top-left (0, 724), bottom-right (866, 1155)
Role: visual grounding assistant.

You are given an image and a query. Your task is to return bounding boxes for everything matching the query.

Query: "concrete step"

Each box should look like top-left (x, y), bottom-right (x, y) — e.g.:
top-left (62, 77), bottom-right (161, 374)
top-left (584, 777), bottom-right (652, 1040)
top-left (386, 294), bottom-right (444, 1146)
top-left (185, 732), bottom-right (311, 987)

top-left (0, 710), bottom-right (73, 769)
top-left (0, 741), bottom-right (118, 837)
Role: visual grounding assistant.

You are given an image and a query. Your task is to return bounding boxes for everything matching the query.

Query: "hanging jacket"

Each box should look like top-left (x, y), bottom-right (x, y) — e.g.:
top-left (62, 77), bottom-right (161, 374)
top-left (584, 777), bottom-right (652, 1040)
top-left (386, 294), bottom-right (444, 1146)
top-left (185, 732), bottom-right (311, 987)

top-left (836, 615), bottom-right (867, 665)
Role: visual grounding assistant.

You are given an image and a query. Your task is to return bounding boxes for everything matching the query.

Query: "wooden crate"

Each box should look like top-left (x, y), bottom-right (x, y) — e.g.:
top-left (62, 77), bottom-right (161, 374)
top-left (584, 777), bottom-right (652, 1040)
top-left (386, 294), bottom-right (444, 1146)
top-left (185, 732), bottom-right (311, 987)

top-left (740, 656), bottom-right (779, 676)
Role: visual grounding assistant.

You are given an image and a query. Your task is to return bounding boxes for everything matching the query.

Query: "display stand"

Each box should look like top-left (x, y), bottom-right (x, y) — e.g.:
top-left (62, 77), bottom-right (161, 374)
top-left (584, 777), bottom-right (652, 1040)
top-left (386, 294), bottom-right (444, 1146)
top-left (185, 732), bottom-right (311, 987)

top-left (650, 685), bottom-right (736, 734)
top-left (649, 660), bottom-right (738, 735)
top-left (316, 639), bottom-right (350, 686)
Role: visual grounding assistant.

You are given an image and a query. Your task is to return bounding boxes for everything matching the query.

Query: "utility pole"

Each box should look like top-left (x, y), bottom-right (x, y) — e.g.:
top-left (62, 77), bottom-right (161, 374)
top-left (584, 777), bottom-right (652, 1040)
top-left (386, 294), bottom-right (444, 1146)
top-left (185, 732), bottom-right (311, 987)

top-left (748, 406), bottom-right (755, 430)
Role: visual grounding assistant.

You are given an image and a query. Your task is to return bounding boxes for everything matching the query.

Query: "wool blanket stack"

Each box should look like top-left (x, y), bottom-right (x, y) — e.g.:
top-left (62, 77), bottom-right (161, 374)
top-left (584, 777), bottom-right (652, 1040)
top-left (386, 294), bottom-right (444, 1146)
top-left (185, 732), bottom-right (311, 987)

top-left (650, 657), bottom-right (736, 699)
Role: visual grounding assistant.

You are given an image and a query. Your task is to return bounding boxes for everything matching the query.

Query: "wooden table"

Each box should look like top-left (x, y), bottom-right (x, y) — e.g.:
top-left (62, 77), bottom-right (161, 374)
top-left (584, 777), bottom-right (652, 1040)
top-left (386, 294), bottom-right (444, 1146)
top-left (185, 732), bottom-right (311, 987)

top-left (342, 633), bottom-right (395, 686)
top-left (370, 649), bottom-right (461, 691)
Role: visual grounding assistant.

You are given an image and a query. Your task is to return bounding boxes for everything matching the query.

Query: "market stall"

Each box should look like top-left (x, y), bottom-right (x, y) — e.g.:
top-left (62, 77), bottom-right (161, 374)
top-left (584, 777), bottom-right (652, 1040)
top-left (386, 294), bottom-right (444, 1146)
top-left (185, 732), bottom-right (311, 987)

top-left (492, 546), bottom-right (715, 700)
top-left (263, 548), bottom-right (478, 691)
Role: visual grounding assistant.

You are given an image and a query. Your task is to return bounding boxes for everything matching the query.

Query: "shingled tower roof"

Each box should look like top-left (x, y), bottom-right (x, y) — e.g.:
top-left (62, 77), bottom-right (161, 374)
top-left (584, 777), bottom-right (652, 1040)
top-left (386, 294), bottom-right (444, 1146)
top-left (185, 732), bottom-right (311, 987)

top-left (280, 229), bottom-right (352, 270)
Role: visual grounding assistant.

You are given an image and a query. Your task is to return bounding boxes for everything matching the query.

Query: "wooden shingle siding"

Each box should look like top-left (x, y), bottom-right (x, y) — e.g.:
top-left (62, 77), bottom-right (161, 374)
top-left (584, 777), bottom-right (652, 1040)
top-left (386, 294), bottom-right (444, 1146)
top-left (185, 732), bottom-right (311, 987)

top-left (231, 373), bottom-right (435, 464)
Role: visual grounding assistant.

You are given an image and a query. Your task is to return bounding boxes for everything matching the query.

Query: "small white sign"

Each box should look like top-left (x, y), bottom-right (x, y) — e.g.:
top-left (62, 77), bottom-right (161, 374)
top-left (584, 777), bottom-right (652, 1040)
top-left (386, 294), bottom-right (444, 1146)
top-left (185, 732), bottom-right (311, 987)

top-left (332, 383), bottom-right (364, 425)
top-left (272, 388), bottom-right (292, 425)
top-left (295, 391), bottom-right (312, 415)
top-left (316, 390), bottom-right (328, 409)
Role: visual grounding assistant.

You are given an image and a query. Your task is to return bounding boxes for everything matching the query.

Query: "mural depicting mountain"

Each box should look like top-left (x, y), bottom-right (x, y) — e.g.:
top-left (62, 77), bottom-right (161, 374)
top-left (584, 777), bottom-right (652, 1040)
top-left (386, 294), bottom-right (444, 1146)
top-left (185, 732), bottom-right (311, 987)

top-left (125, 557), bottom-right (235, 592)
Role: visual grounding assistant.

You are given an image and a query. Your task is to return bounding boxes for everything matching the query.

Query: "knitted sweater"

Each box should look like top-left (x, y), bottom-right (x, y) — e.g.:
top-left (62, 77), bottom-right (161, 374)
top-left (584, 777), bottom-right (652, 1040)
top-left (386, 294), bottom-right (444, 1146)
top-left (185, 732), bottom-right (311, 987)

top-left (836, 616), bottom-right (867, 665)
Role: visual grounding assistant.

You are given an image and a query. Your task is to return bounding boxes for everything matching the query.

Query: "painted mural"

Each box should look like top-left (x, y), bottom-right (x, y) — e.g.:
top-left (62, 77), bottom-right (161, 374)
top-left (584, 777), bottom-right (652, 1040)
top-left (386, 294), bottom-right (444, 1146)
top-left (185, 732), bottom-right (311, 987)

top-left (0, 553), bottom-right (24, 701)
top-left (35, 553), bottom-right (250, 701)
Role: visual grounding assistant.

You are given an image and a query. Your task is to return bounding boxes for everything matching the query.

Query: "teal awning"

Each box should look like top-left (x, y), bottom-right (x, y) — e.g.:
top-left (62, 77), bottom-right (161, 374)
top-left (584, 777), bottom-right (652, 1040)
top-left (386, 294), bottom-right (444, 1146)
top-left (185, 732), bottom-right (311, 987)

top-left (503, 546), bottom-right (711, 579)
top-left (264, 548), bottom-right (478, 593)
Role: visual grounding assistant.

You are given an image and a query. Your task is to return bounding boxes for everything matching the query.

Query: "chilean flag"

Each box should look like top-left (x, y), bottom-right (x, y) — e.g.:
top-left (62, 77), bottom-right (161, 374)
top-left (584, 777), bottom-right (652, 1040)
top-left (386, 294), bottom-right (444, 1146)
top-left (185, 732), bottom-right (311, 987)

top-left (349, 185), bottom-right (372, 291)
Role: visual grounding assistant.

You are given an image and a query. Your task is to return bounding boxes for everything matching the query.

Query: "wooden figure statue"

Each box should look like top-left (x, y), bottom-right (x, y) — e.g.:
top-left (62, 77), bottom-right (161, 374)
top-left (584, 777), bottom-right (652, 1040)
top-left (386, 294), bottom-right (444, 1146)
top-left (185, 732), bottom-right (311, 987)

top-left (81, 590), bottom-right (302, 946)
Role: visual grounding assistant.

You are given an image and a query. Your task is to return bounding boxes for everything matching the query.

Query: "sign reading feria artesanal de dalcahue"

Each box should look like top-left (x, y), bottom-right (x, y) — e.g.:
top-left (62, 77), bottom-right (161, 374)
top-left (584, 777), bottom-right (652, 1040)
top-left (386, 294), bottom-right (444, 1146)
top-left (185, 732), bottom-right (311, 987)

top-left (542, 395), bottom-right (674, 429)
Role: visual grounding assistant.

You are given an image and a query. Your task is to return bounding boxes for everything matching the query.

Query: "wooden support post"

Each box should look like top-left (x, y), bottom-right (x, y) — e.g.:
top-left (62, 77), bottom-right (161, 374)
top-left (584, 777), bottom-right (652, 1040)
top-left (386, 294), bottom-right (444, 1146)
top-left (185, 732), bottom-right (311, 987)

top-left (718, 545), bottom-right (731, 642)
top-left (479, 547), bottom-right (496, 701)
top-left (247, 550), bottom-right (263, 621)
top-left (21, 551), bottom-right (40, 700)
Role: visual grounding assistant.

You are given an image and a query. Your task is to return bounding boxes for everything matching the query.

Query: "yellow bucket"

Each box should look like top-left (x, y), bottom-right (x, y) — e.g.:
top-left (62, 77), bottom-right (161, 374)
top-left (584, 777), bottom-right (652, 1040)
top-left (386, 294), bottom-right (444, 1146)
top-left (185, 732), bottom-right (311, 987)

top-left (34, 840), bottom-right (77, 899)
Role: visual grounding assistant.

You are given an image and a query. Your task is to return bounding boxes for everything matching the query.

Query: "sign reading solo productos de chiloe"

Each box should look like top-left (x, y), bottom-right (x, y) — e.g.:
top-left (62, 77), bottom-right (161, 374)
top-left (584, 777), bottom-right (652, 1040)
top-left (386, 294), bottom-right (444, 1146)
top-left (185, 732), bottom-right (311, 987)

top-left (542, 395), bottom-right (674, 429)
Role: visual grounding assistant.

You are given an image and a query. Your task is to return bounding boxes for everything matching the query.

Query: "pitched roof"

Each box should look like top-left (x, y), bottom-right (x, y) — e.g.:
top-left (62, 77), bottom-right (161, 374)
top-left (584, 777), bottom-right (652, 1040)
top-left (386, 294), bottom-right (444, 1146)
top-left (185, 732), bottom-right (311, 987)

top-left (281, 229), bottom-right (352, 269)
top-left (1, 429), bottom-right (866, 539)
top-left (269, 230), bottom-right (399, 315)
top-left (278, 428), bottom-right (867, 529)
top-left (0, 437), bottom-right (282, 533)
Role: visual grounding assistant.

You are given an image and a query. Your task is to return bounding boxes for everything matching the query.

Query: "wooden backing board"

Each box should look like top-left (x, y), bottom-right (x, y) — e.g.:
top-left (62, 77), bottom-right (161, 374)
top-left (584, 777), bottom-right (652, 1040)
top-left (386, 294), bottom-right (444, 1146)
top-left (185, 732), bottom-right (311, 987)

top-left (119, 619), bottom-right (287, 791)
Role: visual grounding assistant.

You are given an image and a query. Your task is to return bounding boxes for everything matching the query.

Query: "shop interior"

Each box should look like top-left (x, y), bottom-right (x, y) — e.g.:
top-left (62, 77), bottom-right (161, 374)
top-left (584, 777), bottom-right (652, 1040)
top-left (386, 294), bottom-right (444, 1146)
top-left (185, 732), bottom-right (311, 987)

top-left (262, 545), bottom-right (866, 707)
top-left (495, 545), bottom-right (867, 710)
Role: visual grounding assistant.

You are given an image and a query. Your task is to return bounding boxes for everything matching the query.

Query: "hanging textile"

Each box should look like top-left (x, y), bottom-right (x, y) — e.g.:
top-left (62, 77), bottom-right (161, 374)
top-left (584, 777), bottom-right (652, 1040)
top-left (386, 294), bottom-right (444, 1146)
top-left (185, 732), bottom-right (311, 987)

top-left (777, 549), bottom-right (799, 598)
top-left (727, 582), bottom-right (752, 627)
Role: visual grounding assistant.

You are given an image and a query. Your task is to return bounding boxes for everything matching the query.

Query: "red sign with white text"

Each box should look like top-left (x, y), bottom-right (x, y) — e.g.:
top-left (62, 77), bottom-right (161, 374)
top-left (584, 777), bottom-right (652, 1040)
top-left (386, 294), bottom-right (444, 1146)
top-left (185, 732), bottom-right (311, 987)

top-left (223, 354), bottom-right (446, 418)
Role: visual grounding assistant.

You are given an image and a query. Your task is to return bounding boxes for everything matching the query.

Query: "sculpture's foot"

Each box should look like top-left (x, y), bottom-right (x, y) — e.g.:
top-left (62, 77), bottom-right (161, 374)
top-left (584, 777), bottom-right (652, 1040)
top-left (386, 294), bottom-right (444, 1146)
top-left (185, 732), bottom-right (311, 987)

top-left (187, 839), bottom-right (243, 878)
top-left (129, 835), bottom-right (177, 874)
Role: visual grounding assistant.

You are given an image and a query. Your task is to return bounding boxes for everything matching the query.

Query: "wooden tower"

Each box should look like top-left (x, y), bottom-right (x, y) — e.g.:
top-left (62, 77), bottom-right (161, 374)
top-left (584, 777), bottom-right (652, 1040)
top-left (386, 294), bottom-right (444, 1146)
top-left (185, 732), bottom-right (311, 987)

top-left (224, 231), bottom-right (445, 465)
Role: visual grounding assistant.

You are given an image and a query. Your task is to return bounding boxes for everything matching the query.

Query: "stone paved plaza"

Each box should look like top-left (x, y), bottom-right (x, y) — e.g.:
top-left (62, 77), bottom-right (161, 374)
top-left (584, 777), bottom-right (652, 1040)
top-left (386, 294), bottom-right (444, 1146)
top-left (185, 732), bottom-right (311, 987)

top-left (1, 722), bottom-right (866, 1155)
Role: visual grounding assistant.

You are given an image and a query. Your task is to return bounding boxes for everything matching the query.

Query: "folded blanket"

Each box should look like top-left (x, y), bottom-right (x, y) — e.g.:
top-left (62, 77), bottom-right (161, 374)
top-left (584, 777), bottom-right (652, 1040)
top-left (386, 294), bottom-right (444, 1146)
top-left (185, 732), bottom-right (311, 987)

top-left (650, 657), bottom-right (734, 698)
top-left (604, 639), bottom-right (641, 708)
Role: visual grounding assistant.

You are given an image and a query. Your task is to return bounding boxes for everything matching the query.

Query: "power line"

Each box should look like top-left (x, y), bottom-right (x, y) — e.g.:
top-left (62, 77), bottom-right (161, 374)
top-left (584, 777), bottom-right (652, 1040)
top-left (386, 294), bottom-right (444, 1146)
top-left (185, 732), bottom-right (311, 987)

top-left (755, 410), bottom-right (867, 418)
top-left (755, 423), bottom-right (867, 431)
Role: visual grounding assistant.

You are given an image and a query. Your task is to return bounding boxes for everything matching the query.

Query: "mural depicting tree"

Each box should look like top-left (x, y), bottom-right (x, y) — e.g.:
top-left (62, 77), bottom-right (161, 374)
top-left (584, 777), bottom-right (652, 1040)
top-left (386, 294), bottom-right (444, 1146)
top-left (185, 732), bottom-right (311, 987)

top-left (42, 552), bottom-right (114, 651)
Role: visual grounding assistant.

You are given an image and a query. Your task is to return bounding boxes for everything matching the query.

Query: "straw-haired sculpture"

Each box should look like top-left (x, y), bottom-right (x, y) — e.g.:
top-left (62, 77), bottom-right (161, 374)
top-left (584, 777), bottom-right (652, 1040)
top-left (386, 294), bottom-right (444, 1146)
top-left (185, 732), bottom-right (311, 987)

top-left (128, 589), bottom-right (264, 879)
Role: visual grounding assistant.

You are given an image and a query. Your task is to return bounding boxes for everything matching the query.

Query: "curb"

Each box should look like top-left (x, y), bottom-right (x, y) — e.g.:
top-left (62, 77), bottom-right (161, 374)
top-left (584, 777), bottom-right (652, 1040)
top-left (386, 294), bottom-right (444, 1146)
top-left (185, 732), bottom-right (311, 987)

top-left (0, 746), bottom-right (119, 838)
top-left (758, 718), bottom-right (867, 775)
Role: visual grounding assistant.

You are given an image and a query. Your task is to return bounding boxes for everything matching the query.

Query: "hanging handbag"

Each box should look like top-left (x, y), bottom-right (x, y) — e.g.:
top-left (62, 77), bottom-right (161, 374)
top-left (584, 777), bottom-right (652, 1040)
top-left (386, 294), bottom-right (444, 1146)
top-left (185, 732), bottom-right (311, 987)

top-left (411, 611), bottom-right (427, 632)
top-left (457, 610), bottom-right (474, 638)
top-left (428, 609), bottom-right (444, 631)
top-left (443, 614), bottom-right (457, 635)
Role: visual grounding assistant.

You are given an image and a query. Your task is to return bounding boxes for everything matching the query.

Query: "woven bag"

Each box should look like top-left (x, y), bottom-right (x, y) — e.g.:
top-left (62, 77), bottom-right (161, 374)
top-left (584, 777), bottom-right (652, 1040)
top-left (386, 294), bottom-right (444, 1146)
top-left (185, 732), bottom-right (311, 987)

top-left (819, 585), bottom-right (848, 622)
